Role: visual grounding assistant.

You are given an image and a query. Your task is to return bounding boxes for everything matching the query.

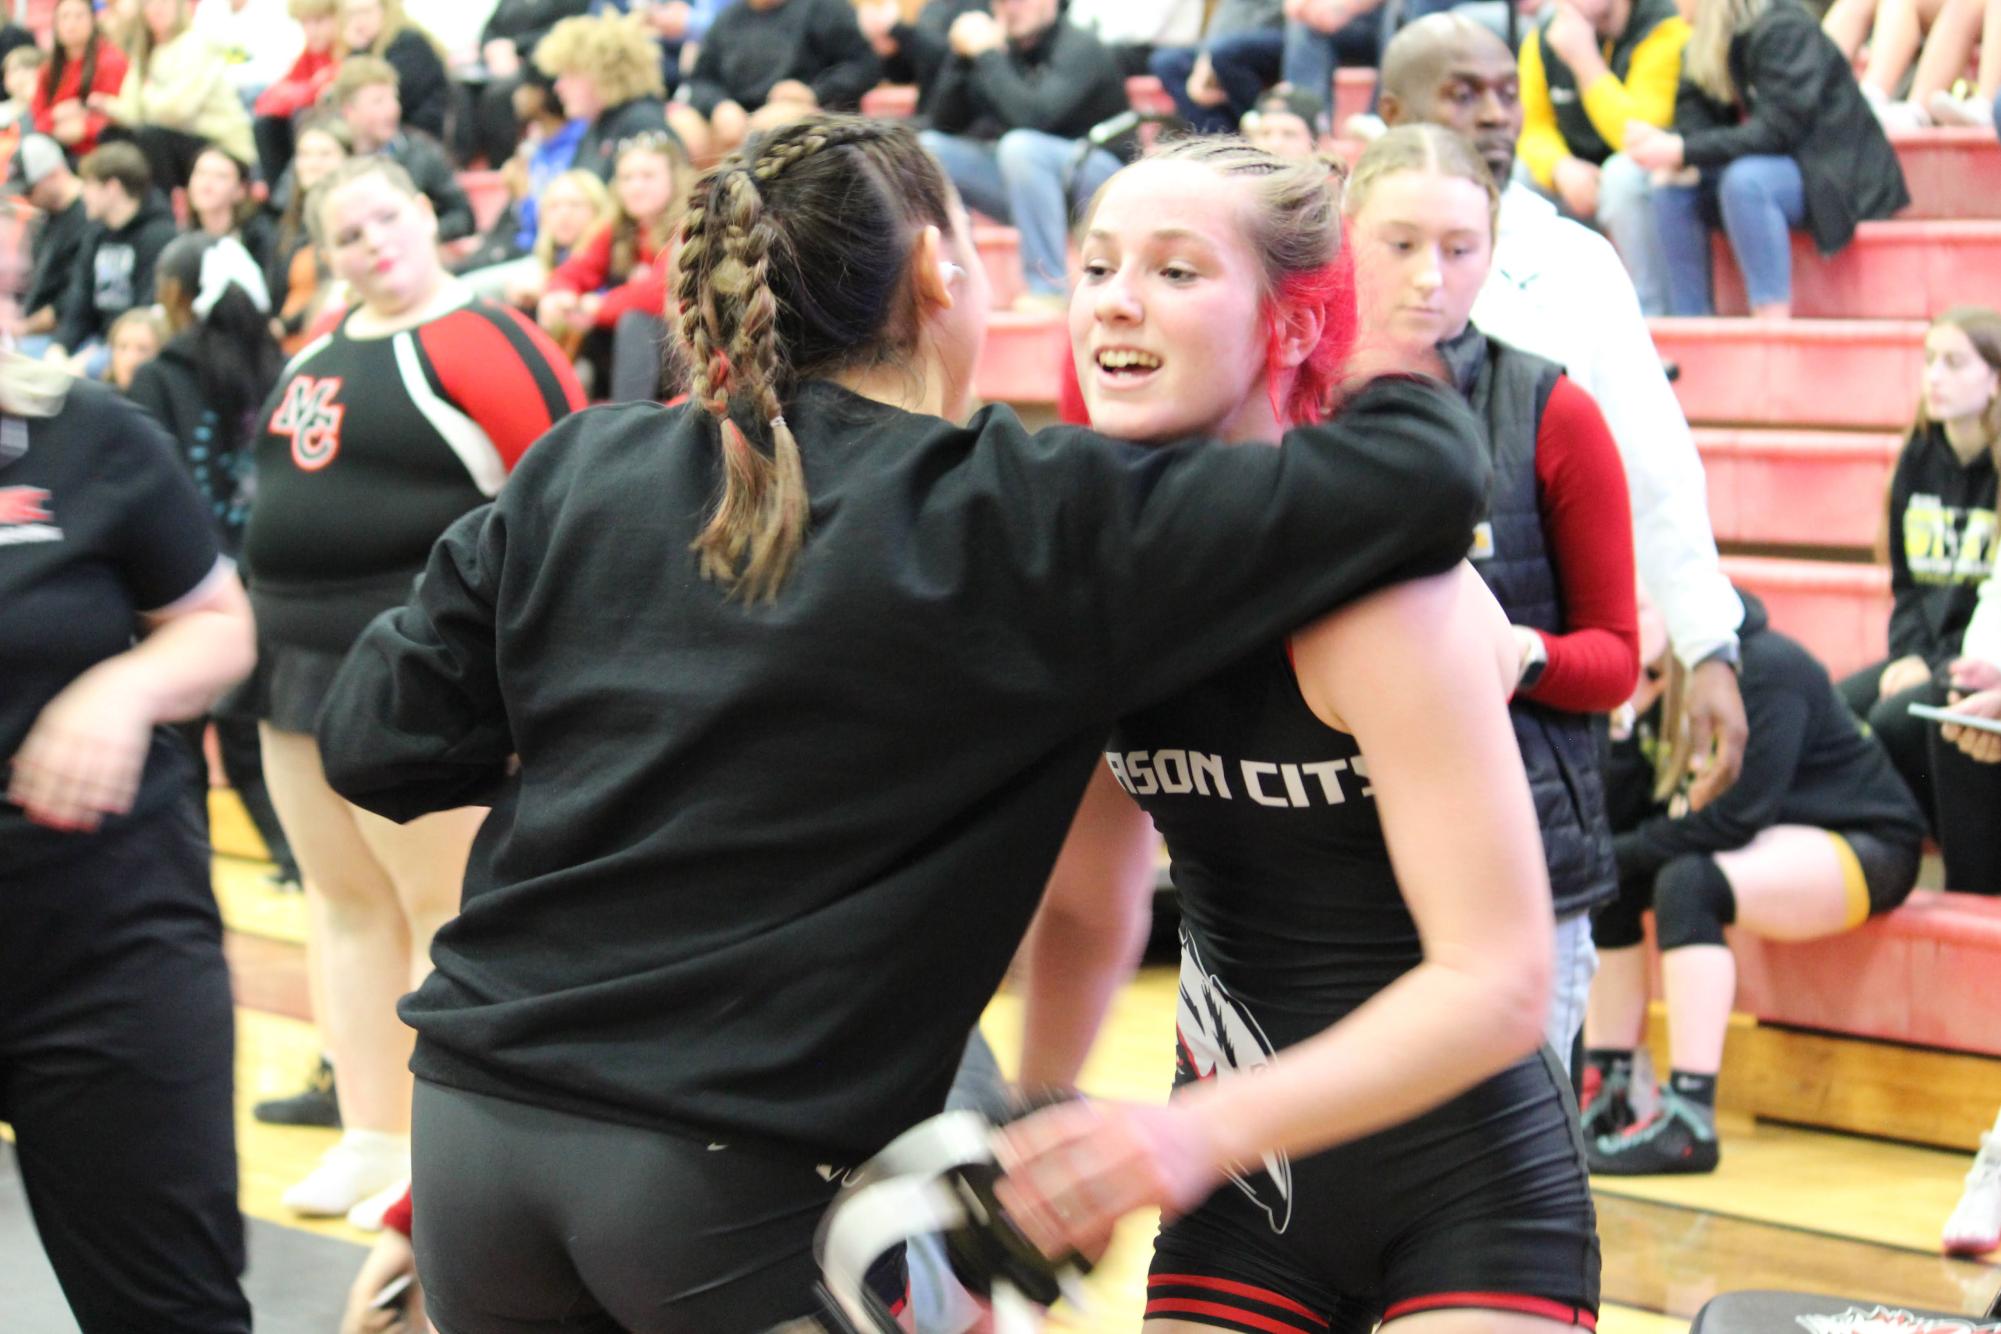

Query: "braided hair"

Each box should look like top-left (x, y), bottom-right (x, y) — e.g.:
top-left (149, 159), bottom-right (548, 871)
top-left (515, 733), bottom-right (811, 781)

top-left (675, 114), bottom-right (954, 602)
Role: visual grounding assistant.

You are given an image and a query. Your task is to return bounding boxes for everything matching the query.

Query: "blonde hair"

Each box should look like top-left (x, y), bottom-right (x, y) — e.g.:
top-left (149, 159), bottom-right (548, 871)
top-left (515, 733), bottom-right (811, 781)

top-left (1683, 0), bottom-right (1771, 104)
top-left (533, 169), bottom-right (613, 270)
top-left (328, 53), bottom-right (397, 108)
top-left (339, 0), bottom-right (444, 61)
top-left (1917, 306), bottom-right (2001, 445)
top-left (602, 133), bottom-right (690, 280)
top-left (1103, 136), bottom-right (1355, 426)
top-left (533, 14), bottom-right (666, 108)
top-left (288, 0), bottom-right (337, 18)
top-left (109, 304), bottom-right (169, 347)
top-left (121, 0), bottom-right (191, 73)
top-left (1344, 123), bottom-right (1500, 233)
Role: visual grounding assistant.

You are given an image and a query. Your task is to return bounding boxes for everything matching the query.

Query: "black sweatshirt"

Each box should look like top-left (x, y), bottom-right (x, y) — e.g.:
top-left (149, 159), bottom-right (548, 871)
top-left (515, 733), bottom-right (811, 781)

top-left (927, 17), bottom-right (1133, 150)
top-left (1612, 592), bottom-right (1926, 881)
top-left (682, 0), bottom-right (881, 117)
top-left (318, 377), bottom-right (1487, 1161)
top-left (53, 194), bottom-right (177, 353)
top-left (881, 0), bottom-right (983, 114)
top-left (1887, 422), bottom-right (1997, 671)
top-left (24, 196), bottom-right (89, 328)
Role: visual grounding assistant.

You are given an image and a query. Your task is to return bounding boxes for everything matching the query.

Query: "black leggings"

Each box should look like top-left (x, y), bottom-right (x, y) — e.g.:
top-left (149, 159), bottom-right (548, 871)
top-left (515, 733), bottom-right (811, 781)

top-left (1835, 658), bottom-right (1942, 830)
top-left (413, 1080), bottom-right (902, 1334)
top-left (0, 801), bottom-right (248, 1333)
top-left (1930, 725), bottom-right (2001, 893)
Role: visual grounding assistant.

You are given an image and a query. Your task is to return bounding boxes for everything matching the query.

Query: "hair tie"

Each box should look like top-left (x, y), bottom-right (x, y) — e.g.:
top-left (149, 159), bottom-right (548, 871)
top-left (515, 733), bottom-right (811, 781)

top-left (192, 236), bottom-right (272, 320)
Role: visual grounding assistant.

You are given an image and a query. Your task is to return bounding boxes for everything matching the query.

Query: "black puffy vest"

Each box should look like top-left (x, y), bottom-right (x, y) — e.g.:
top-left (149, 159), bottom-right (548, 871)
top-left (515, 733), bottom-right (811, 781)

top-left (1538, 0), bottom-right (1680, 165)
top-left (1445, 326), bottom-right (1619, 918)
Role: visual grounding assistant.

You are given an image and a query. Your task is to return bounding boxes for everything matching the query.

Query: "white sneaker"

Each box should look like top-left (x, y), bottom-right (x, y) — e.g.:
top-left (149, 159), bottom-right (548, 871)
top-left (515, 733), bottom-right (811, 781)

top-left (1944, 1129), bottom-right (2001, 1254)
top-left (1929, 90), bottom-right (1996, 129)
top-left (282, 1132), bottom-right (410, 1218)
top-left (1873, 99), bottom-right (1934, 133)
top-left (345, 1177), bottom-right (410, 1232)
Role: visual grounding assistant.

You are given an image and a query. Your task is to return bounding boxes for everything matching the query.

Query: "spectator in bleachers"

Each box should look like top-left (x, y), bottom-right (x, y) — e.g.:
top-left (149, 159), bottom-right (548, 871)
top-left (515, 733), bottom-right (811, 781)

top-left (404, 0), bottom-right (500, 68)
top-left (1283, 0), bottom-right (1423, 129)
top-left (1148, 0), bottom-right (1286, 136)
top-left (0, 47), bottom-right (49, 136)
top-left (1516, 0), bottom-right (1685, 314)
top-left (105, 304), bottom-right (167, 390)
top-left (1930, 582), bottom-right (2001, 896)
top-left (856, 0), bottom-right (985, 116)
top-left (1623, 0), bottom-right (1908, 319)
top-left (1245, 85), bottom-right (1330, 154)
top-left (33, 0), bottom-right (131, 160)
top-left (192, 0), bottom-right (306, 106)
top-left (267, 114), bottom-right (348, 350)
top-left (92, 0), bottom-right (256, 191)
top-left (185, 142), bottom-right (276, 270)
top-left (1063, 0), bottom-right (1206, 76)
top-left (534, 13), bottom-right (683, 175)
top-left (450, 66), bottom-right (584, 281)
top-left (538, 131), bottom-right (686, 400)
top-left (677, 0), bottom-right (880, 158)
top-left (1346, 123), bottom-right (1641, 1068)
top-left (250, 0), bottom-right (340, 184)
top-left (919, 0), bottom-right (1133, 305)
top-left (1582, 591), bottom-right (1925, 1174)
top-left (1378, 14), bottom-right (1754, 811)
top-left (1837, 307), bottom-right (2000, 831)
top-left (467, 165), bottom-right (608, 309)
top-left (127, 232), bottom-right (299, 890)
top-left (338, 0), bottom-right (449, 143)
top-left (47, 142), bottom-right (178, 376)
top-left (13, 136), bottom-right (89, 355)
top-left (317, 55), bottom-right (473, 239)
top-left (592, 0), bottom-right (731, 80)
top-left (466, 0), bottom-right (591, 170)
top-left (1823, 0), bottom-right (1995, 130)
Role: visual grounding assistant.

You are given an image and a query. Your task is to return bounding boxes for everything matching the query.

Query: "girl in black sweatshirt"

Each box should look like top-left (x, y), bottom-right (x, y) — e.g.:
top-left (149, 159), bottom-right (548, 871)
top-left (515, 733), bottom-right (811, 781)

top-left (1583, 591), bottom-right (1926, 1176)
top-left (316, 115), bottom-right (1489, 1332)
top-left (1838, 306), bottom-right (2001, 827)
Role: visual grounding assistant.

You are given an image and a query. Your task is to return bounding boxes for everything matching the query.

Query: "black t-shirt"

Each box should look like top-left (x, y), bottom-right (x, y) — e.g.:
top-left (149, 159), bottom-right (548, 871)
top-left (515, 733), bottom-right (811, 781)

top-left (0, 379), bottom-right (222, 867)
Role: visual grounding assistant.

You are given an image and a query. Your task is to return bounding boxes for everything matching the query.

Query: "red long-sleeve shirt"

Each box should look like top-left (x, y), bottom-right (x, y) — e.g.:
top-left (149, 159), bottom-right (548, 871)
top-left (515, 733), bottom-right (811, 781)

top-left (32, 42), bottom-right (130, 157)
top-left (1517, 374), bottom-right (1639, 712)
top-left (545, 222), bottom-right (676, 329)
top-left (253, 47), bottom-right (337, 120)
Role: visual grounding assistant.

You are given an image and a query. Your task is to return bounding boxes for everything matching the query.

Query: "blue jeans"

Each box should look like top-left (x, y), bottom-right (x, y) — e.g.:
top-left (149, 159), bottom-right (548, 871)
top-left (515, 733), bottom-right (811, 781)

top-left (1283, 0), bottom-right (1456, 110)
top-left (1655, 153), bottom-right (1806, 315)
top-left (919, 129), bottom-right (1123, 296)
top-left (1150, 28), bottom-right (1286, 134)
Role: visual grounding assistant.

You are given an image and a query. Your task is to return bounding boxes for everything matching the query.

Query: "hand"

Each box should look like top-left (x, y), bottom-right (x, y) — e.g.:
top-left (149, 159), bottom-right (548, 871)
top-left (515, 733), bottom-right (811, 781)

top-left (503, 273), bottom-right (544, 308)
top-left (710, 98), bottom-right (749, 146)
top-left (49, 99), bottom-right (86, 143)
top-left (575, 292), bottom-right (603, 325)
top-left (1511, 625), bottom-right (1544, 692)
top-left (993, 1099), bottom-right (1227, 1262)
top-left (1543, 2), bottom-right (1601, 69)
top-left (536, 290), bottom-right (578, 333)
top-left (1683, 657), bottom-right (1749, 810)
top-left (481, 37), bottom-right (521, 78)
top-left (1942, 688), bottom-right (2001, 764)
top-left (1299, 0), bottom-right (1361, 32)
top-left (1551, 156), bottom-right (1600, 219)
top-left (1623, 123), bottom-right (1683, 171)
top-left (8, 659), bottom-right (158, 832)
top-left (1185, 54), bottom-right (1228, 108)
top-left (949, 11), bottom-right (1003, 56)
top-left (86, 90), bottom-right (115, 115)
top-left (1878, 654), bottom-right (1933, 699)
top-left (765, 79), bottom-right (817, 107)
top-left (1949, 657), bottom-right (2001, 693)
top-left (338, 1226), bottom-right (426, 1334)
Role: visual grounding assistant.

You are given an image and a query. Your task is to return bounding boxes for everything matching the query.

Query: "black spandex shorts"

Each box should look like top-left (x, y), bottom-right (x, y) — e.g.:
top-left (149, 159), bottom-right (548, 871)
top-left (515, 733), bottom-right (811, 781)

top-left (1837, 829), bottom-right (1922, 918)
top-left (411, 1080), bottom-right (905, 1334)
top-left (1147, 1047), bottom-right (1600, 1334)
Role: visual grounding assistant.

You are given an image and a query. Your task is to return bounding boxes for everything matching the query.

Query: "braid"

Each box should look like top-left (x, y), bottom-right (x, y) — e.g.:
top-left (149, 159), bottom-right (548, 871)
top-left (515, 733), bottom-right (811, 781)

top-left (676, 115), bottom-right (952, 601)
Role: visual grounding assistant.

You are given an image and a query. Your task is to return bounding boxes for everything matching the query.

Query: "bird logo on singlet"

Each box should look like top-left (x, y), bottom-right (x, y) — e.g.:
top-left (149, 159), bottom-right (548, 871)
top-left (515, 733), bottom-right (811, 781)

top-left (0, 486), bottom-right (61, 545)
top-left (1173, 930), bottom-right (1293, 1234)
top-left (270, 376), bottom-right (347, 471)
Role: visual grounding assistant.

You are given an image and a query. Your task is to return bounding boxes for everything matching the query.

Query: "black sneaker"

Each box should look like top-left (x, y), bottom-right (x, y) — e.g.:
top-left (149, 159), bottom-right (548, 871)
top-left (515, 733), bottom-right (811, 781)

top-left (253, 1056), bottom-right (341, 1128)
top-left (1587, 1086), bottom-right (1718, 1175)
top-left (1579, 1067), bottom-right (1636, 1142)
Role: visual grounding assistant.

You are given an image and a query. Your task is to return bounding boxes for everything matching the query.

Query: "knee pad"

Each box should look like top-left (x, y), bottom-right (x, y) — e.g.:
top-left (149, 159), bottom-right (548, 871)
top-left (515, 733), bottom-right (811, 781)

top-left (1593, 876), bottom-right (1649, 950)
top-left (1652, 855), bottom-right (1736, 951)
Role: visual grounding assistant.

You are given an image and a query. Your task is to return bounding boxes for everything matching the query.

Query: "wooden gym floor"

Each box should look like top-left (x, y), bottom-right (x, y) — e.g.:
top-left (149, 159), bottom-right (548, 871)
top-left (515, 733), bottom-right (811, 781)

top-left (89, 797), bottom-right (2001, 1331)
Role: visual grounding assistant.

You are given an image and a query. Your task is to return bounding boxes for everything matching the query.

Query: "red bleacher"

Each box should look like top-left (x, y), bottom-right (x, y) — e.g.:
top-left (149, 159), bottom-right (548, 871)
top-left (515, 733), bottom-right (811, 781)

top-left (1695, 428), bottom-right (1898, 551)
top-left (1710, 220), bottom-right (2001, 320)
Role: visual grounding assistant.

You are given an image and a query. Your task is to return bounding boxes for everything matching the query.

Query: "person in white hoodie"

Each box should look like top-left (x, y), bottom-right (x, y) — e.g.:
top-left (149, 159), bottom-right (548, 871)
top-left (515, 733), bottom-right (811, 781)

top-left (1377, 11), bottom-right (1749, 1068)
top-left (191, 0), bottom-right (306, 105)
